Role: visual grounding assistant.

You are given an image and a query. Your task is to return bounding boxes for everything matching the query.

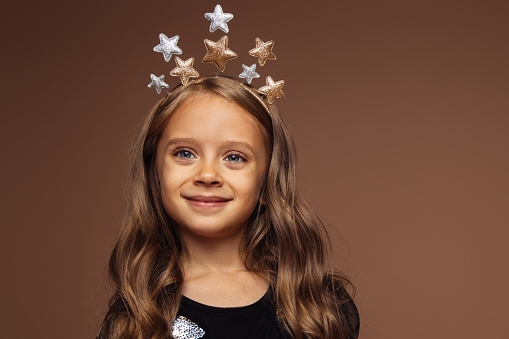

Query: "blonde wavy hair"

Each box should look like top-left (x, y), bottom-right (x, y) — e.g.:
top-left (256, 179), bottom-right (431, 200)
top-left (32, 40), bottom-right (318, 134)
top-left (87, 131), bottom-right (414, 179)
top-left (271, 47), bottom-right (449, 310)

top-left (99, 76), bottom-right (355, 338)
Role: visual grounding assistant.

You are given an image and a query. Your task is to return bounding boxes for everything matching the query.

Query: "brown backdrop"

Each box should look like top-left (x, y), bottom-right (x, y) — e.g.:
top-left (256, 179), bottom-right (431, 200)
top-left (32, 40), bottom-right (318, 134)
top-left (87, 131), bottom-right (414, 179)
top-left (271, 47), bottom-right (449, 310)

top-left (1, 0), bottom-right (508, 338)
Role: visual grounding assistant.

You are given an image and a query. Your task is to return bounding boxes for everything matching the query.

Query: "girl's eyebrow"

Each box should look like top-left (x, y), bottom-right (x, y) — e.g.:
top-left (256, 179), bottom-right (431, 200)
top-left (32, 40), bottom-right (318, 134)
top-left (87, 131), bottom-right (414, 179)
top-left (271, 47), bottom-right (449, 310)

top-left (222, 141), bottom-right (256, 154)
top-left (165, 138), bottom-right (256, 154)
top-left (165, 137), bottom-right (196, 150)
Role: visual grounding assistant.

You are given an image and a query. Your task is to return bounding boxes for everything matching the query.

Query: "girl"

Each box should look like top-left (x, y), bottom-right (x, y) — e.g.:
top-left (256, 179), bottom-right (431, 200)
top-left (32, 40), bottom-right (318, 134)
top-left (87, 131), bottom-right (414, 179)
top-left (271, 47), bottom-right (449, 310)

top-left (98, 76), bottom-right (359, 338)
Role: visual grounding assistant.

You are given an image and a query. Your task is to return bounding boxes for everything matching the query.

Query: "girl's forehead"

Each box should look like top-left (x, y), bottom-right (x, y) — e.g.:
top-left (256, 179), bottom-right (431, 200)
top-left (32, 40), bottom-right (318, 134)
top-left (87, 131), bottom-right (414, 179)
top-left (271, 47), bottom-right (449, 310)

top-left (162, 94), bottom-right (264, 144)
top-left (168, 94), bottom-right (258, 129)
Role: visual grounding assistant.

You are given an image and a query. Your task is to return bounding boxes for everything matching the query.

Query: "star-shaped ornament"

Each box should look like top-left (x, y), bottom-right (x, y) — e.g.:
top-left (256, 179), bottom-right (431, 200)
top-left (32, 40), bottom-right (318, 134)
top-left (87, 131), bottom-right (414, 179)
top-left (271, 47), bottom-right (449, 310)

top-left (153, 34), bottom-right (182, 62)
top-left (239, 64), bottom-right (260, 84)
top-left (249, 37), bottom-right (276, 66)
top-left (203, 36), bottom-right (237, 72)
top-left (147, 74), bottom-right (169, 94)
top-left (204, 4), bottom-right (233, 33)
top-left (258, 76), bottom-right (285, 104)
top-left (170, 57), bottom-right (200, 85)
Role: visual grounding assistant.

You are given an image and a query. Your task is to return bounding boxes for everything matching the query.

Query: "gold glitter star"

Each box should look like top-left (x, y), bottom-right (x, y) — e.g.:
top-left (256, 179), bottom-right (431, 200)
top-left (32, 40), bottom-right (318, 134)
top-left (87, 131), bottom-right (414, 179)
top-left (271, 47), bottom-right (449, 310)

top-left (258, 76), bottom-right (285, 104)
top-left (170, 57), bottom-right (200, 85)
top-left (203, 36), bottom-right (237, 72)
top-left (249, 37), bottom-right (276, 66)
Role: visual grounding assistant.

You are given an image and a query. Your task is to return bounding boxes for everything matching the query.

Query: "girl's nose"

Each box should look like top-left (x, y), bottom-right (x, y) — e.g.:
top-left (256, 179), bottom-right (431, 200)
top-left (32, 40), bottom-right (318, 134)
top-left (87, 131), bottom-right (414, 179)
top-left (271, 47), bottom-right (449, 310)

top-left (194, 160), bottom-right (223, 186)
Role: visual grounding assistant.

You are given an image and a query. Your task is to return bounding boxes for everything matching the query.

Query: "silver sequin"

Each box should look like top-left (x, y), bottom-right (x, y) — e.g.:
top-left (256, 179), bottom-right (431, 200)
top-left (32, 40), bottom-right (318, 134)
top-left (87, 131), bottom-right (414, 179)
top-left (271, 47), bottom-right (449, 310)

top-left (172, 316), bottom-right (205, 339)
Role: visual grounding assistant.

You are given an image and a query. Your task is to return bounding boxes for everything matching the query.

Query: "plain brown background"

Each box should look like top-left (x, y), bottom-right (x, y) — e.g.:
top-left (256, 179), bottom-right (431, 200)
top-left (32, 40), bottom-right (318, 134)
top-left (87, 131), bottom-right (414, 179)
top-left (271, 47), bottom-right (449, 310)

top-left (1, 0), bottom-right (508, 338)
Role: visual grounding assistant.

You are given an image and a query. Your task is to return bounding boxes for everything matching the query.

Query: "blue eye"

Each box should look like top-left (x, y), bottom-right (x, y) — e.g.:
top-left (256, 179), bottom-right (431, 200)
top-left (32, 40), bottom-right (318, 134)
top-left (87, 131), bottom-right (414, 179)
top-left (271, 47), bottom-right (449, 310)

top-left (176, 150), bottom-right (195, 159)
top-left (225, 154), bottom-right (244, 162)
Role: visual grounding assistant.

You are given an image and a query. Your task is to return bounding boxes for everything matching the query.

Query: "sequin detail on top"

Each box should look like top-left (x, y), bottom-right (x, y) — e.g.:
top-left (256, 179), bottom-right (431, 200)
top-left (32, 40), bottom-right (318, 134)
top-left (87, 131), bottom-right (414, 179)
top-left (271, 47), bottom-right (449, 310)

top-left (172, 316), bottom-right (205, 339)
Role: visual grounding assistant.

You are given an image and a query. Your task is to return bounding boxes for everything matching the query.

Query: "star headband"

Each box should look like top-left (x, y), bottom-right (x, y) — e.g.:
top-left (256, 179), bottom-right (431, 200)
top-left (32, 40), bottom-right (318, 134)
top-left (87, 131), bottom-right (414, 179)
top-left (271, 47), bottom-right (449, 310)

top-left (147, 4), bottom-right (285, 105)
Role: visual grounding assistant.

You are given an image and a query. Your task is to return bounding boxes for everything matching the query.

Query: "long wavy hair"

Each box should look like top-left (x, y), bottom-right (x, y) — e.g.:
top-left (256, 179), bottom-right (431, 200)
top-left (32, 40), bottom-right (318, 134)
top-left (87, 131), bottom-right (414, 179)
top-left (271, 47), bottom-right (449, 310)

top-left (99, 76), bottom-right (355, 338)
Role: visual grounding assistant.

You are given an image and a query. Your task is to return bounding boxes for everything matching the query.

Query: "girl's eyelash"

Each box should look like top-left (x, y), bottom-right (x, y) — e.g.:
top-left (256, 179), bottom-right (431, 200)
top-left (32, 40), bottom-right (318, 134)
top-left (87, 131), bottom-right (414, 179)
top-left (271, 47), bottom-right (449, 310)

top-left (174, 148), bottom-right (195, 159)
top-left (224, 152), bottom-right (246, 163)
top-left (172, 149), bottom-right (246, 162)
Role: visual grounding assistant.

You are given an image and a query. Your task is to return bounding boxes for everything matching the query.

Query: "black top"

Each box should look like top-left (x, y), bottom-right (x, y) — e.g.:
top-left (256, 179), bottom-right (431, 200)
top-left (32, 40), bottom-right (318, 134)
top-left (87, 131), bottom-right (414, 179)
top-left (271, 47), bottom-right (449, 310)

top-left (173, 290), bottom-right (359, 339)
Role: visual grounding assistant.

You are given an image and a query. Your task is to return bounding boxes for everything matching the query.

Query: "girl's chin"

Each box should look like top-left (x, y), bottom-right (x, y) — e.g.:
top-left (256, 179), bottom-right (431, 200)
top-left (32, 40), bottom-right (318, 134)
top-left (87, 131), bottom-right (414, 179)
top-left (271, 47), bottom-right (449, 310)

top-left (176, 222), bottom-right (247, 240)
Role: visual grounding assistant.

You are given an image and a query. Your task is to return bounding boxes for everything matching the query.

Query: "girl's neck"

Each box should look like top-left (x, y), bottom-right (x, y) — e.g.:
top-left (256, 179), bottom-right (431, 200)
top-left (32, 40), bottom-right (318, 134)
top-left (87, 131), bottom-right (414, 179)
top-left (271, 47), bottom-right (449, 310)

top-left (181, 230), bottom-right (246, 274)
top-left (179, 230), bottom-right (269, 307)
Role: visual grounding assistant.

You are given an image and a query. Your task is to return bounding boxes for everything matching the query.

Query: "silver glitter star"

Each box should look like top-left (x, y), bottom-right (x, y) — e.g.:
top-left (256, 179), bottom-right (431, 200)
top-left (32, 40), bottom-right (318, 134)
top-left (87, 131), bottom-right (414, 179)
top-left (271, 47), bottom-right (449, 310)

top-left (153, 34), bottom-right (182, 62)
top-left (147, 74), bottom-right (169, 94)
top-left (239, 64), bottom-right (260, 84)
top-left (204, 4), bottom-right (233, 33)
top-left (172, 316), bottom-right (205, 339)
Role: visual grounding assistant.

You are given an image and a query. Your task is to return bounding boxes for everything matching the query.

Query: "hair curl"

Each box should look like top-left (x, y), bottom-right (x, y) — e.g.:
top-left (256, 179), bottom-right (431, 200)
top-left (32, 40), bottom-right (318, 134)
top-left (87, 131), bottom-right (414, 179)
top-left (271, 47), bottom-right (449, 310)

top-left (99, 77), bottom-right (355, 338)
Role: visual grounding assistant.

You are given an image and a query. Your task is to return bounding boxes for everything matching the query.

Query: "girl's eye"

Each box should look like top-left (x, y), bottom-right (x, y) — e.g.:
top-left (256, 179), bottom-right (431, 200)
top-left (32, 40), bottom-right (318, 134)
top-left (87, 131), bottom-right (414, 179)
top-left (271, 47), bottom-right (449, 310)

top-left (225, 154), bottom-right (245, 163)
top-left (176, 150), bottom-right (195, 159)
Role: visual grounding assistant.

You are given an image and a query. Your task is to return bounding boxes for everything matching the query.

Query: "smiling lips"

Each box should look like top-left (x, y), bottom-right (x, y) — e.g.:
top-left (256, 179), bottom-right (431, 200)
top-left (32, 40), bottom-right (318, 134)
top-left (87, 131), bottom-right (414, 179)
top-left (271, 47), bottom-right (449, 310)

top-left (184, 195), bottom-right (232, 207)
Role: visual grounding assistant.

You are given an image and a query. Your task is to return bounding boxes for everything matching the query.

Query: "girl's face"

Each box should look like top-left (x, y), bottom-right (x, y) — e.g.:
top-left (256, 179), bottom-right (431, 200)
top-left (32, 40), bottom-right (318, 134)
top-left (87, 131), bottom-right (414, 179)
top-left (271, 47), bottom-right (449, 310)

top-left (156, 94), bottom-right (268, 241)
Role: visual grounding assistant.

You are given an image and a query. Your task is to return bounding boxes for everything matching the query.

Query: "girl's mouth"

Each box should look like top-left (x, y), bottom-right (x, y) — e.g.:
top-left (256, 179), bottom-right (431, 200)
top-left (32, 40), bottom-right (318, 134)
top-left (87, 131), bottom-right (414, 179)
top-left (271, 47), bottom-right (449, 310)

top-left (184, 195), bottom-right (232, 207)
